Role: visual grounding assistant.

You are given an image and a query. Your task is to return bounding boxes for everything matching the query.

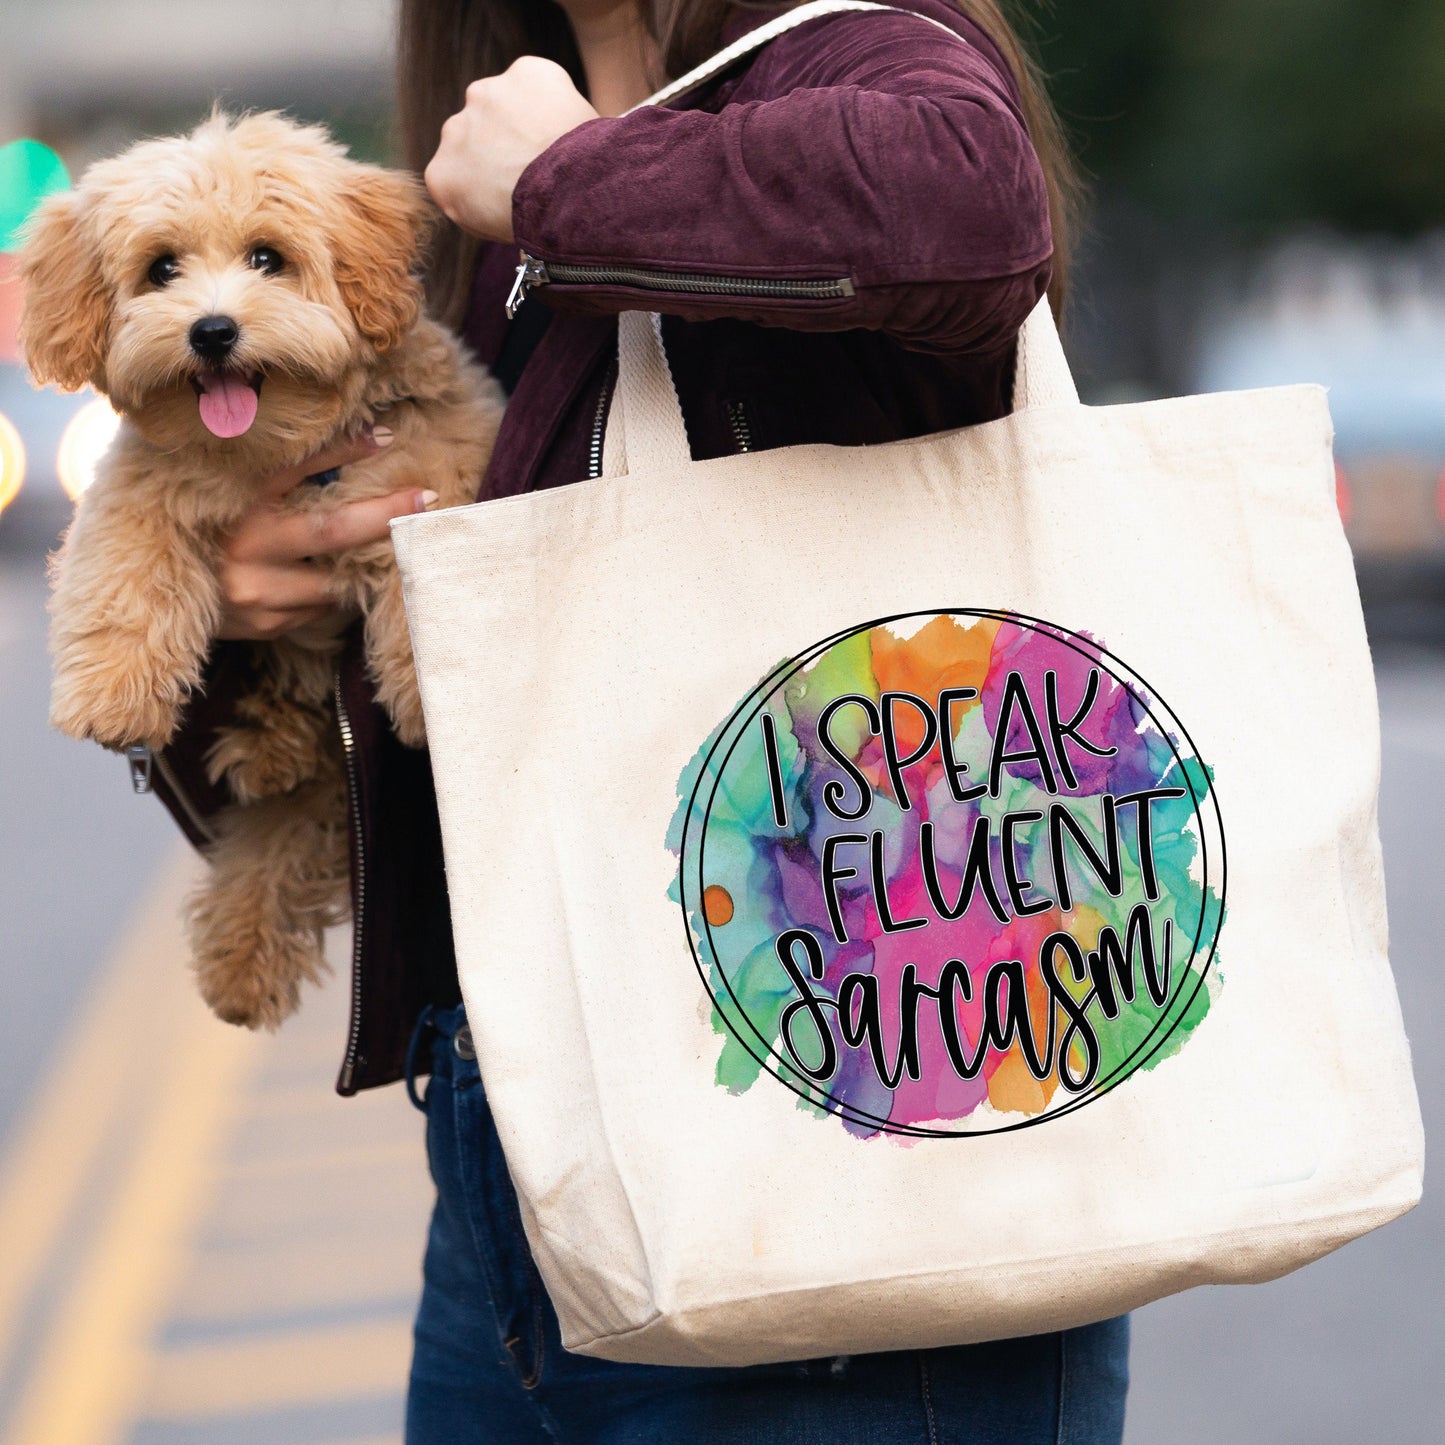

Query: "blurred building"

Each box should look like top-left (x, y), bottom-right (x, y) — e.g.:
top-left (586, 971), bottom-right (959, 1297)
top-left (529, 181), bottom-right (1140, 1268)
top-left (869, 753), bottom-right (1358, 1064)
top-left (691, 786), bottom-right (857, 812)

top-left (0, 0), bottom-right (393, 152)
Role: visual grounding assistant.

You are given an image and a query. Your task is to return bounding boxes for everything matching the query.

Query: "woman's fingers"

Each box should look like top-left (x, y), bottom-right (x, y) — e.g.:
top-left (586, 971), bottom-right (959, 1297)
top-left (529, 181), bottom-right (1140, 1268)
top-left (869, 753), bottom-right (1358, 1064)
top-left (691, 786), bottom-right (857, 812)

top-left (426, 57), bottom-right (598, 242)
top-left (274, 487), bottom-right (437, 562)
top-left (216, 560), bottom-right (336, 616)
top-left (215, 428), bottom-right (427, 640)
top-left (259, 425), bottom-right (392, 500)
top-left (215, 601), bottom-right (339, 642)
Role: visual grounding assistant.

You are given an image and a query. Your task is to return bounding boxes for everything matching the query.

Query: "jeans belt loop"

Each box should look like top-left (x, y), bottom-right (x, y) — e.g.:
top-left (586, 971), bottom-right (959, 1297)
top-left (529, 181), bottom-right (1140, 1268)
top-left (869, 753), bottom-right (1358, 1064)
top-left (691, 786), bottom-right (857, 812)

top-left (404, 1003), bottom-right (438, 1113)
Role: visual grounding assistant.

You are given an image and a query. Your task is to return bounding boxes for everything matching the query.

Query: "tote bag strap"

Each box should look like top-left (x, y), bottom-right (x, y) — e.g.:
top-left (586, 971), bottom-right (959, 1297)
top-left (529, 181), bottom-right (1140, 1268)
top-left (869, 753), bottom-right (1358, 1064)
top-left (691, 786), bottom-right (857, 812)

top-left (632, 1), bottom-right (965, 111)
top-left (604, 0), bottom-right (1080, 477)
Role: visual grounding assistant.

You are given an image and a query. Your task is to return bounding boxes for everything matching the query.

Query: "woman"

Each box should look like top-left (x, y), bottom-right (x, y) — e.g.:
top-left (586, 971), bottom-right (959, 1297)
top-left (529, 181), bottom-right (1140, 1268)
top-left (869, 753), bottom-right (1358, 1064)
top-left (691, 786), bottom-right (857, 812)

top-left (152, 1), bottom-right (1129, 1439)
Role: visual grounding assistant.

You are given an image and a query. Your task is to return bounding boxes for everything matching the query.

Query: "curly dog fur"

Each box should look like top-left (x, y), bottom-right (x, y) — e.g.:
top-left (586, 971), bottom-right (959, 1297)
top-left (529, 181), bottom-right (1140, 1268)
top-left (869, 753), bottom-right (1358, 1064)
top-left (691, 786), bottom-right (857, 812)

top-left (21, 111), bottom-right (503, 1029)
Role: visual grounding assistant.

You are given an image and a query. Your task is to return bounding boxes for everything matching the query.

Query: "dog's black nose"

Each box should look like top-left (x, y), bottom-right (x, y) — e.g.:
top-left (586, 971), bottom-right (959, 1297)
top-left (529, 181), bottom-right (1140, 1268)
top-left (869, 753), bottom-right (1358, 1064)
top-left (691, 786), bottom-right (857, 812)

top-left (189, 315), bottom-right (239, 361)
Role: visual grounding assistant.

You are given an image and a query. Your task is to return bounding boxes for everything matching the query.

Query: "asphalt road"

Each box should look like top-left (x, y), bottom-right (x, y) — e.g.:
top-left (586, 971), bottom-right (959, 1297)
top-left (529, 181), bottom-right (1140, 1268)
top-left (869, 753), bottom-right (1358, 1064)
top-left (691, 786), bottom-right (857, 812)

top-left (0, 493), bottom-right (181, 1147)
top-left (1, 484), bottom-right (1440, 1443)
top-left (1, 488), bottom-right (428, 1445)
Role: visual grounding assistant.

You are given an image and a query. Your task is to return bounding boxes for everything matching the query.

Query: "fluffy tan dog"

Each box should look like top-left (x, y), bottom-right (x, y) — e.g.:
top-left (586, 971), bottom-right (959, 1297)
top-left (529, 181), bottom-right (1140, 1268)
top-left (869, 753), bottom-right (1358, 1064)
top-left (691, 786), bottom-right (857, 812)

top-left (21, 111), bottom-right (503, 1028)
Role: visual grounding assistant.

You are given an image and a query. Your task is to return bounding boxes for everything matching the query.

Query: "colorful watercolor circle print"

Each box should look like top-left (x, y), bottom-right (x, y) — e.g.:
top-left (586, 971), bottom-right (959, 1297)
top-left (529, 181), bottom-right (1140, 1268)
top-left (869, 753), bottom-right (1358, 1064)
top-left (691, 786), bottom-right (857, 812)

top-left (667, 611), bottom-right (1226, 1140)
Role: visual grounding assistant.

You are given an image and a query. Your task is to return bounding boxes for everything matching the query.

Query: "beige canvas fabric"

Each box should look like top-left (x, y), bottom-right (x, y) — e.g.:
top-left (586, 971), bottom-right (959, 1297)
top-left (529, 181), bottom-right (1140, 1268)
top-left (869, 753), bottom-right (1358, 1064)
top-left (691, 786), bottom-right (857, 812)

top-left (389, 1), bottom-right (1423, 1367)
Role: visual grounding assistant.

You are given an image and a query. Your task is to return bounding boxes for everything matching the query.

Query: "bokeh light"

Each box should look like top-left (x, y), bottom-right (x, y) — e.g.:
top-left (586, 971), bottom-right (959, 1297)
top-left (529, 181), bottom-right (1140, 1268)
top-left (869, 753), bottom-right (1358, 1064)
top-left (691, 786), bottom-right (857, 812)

top-left (0, 139), bottom-right (71, 253)
top-left (0, 410), bottom-right (25, 513)
top-left (57, 395), bottom-right (121, 501)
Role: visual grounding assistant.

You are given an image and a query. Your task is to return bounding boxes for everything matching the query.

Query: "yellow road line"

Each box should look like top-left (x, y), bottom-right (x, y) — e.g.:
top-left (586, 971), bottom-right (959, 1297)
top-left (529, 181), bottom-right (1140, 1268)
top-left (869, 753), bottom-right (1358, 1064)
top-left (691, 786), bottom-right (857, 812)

top-left (0, 849), bottom-right (201, 1386)
top-left (0, 862), bottom-right (263, 1445)
top-left (142, 1316), bottom-right (414, 1420)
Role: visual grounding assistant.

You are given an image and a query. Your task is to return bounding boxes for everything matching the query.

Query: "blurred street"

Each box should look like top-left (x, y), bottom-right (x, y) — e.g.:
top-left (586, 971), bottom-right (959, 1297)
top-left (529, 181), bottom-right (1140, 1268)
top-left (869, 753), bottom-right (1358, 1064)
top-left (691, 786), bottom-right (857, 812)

top-left (2, 481), bottom-right (1442, 1444)
top-left (1, 497), bottom-right (430, 1445)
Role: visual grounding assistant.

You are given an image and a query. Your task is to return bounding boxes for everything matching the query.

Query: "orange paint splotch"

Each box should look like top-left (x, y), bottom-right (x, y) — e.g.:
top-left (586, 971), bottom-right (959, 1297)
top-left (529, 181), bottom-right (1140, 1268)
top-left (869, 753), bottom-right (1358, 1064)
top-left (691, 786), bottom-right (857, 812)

top-left (702, 885), bottom-right (735, 926)
top-left (986, 1049), bottom-right (1058, 1117)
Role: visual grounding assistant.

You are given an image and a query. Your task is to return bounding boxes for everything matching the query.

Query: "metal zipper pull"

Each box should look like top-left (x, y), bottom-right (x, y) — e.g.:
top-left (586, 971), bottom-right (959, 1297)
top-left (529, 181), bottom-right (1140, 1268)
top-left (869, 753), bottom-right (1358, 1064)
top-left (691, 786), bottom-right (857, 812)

top-left (505, 254), bottom-right (548, 319)
top-left (127, 743), bottom-right (153, 794)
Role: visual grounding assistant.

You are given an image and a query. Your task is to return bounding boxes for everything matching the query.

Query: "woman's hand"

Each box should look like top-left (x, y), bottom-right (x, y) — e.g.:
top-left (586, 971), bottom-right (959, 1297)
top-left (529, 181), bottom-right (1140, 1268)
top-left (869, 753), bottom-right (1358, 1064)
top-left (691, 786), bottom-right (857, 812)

top-left (425, 57), bottom-right (600, 243)
top-left (216, 428), bottom-right (435, 642)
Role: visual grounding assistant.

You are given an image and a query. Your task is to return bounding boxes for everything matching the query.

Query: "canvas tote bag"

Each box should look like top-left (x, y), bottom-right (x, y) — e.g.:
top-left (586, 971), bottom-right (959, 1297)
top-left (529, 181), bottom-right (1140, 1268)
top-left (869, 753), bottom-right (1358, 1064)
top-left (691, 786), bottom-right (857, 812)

top-left (389, 0), bottom-right (1424, 1367)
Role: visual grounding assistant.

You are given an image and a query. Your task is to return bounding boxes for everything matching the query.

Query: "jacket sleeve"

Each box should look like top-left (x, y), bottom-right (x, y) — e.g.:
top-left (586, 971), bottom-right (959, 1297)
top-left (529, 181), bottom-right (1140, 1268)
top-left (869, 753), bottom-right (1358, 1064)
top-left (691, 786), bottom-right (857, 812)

top-left (510, 7), bottom-right (1052, 357)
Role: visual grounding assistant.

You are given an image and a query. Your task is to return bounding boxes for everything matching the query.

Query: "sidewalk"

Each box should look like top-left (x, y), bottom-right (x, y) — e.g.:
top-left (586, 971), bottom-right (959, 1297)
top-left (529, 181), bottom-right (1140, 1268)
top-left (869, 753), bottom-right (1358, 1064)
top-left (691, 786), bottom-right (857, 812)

top-left (0, 849), bottom-right (433, 1445)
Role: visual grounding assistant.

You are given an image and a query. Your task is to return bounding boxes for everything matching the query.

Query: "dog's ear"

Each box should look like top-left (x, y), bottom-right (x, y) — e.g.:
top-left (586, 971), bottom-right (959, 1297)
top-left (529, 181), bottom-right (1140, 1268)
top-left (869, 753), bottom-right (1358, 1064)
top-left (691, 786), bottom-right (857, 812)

top-left (18, 191), bottom-right (111, 392)
top-left (333, 166), bottom-right (432, 354)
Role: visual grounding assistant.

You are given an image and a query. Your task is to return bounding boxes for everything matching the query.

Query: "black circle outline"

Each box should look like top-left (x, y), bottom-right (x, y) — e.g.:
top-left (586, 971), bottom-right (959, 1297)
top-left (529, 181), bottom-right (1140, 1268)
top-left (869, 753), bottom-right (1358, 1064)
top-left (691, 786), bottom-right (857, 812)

top-left (686, 613), bottom-right (1222, 1135)
top-left (684, 614), bottom-right (1215, 1134)
top-left (681, 610), bottom-right (1221, 1136)
top-left (676, 609), bottom-right (1226, 1137)
top-left (686, 611), bottom-right (1221, 1135)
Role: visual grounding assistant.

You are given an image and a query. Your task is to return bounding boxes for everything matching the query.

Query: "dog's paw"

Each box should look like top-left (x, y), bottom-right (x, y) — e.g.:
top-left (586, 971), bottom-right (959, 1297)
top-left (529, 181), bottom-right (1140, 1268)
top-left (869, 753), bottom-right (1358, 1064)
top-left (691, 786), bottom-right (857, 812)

top-left (199, 974), bottom-right (298, 1031)
top-left (50, 666), bottom-right (180, 750)
top-left (189, 888), bottom-right (300, 1030)
top-left (208, 725), bottom-right (320, 803)
top-left (192, 931), bottom-right (317, 1031)
top-left (188, 860), bottom-right (333, 1030)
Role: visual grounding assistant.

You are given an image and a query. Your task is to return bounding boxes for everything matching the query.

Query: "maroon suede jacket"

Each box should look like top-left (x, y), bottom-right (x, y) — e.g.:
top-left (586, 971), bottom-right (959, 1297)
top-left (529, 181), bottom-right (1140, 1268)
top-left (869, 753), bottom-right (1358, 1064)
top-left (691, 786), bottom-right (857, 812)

top-left (150, 0), bottom-right (1053, 1093)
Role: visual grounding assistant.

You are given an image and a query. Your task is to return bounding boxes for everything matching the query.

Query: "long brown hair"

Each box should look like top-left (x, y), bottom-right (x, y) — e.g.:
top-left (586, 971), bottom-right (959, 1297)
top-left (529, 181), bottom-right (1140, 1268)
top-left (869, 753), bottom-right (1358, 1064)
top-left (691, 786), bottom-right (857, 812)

top-left (398, 0), bottom-right (1083, 329)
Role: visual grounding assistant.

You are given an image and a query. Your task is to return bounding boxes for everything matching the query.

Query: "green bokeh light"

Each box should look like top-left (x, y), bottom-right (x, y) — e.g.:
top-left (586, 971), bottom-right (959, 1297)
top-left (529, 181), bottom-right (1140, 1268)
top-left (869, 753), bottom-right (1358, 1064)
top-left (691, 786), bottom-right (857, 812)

top-left (0, 139), bottom-right (71, 253)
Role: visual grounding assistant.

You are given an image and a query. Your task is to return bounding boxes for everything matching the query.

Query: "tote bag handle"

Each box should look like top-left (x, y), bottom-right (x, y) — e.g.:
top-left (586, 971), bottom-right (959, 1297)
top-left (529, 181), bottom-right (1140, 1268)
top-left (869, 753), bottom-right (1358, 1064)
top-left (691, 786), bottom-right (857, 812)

top-left (602, 0), bottom-right (1081, 478)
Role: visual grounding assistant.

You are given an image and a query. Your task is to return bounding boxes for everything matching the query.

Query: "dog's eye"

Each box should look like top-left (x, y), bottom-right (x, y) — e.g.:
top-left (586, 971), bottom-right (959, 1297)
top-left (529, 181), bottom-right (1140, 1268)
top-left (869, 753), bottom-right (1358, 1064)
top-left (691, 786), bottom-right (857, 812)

top-left (248, 246), bottom-right (285, 276)
top-left (147, 254), bottom-right (179, 288)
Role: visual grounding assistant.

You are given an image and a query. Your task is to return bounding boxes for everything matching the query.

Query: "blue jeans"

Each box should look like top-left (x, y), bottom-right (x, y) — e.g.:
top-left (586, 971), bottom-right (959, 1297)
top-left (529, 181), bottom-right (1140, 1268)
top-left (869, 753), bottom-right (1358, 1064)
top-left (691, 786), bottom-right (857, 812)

top-left (405, 1003), bottom-right (1129, 1444)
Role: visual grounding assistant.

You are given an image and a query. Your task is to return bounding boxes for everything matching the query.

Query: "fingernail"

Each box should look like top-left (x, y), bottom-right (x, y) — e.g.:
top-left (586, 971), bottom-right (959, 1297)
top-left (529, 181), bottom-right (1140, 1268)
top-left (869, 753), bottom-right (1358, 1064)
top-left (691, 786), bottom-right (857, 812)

top-left (417, 489), bottom-right (439, 511)
top-left (373, 426), bottom-right (395, 447)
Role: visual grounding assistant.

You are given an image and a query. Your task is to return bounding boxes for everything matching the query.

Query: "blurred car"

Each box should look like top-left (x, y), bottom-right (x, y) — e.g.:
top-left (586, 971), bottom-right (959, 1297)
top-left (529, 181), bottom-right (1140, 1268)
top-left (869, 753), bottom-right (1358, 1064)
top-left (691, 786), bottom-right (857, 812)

top-left (1194, 237), bottom-right (1445, 564)
top-left (0, 359), bottom-right (111, 518)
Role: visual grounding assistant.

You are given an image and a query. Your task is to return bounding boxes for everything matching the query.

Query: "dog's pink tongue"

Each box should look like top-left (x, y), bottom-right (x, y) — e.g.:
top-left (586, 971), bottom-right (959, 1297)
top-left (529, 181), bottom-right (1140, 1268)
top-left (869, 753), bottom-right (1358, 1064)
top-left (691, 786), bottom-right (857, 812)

top-left (196, 372), bottom-right (258, 438)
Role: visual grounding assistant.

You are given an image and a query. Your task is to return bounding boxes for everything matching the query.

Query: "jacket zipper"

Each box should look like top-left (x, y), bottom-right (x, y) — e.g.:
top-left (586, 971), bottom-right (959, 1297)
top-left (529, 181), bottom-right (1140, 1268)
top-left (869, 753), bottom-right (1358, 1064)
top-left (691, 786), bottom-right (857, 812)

top-left (333, 662), bottom-right (366, 1093)
top-left (726, 398), bottom-right (754, 453)
top-left (587, 370), bottom-right (757, 474)
top-left (507, 252), bottom-right (854, 320)
top-left (587, 367), bottom-right (759, 473)
top-left (586, 357), bottom-right (618, 480)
